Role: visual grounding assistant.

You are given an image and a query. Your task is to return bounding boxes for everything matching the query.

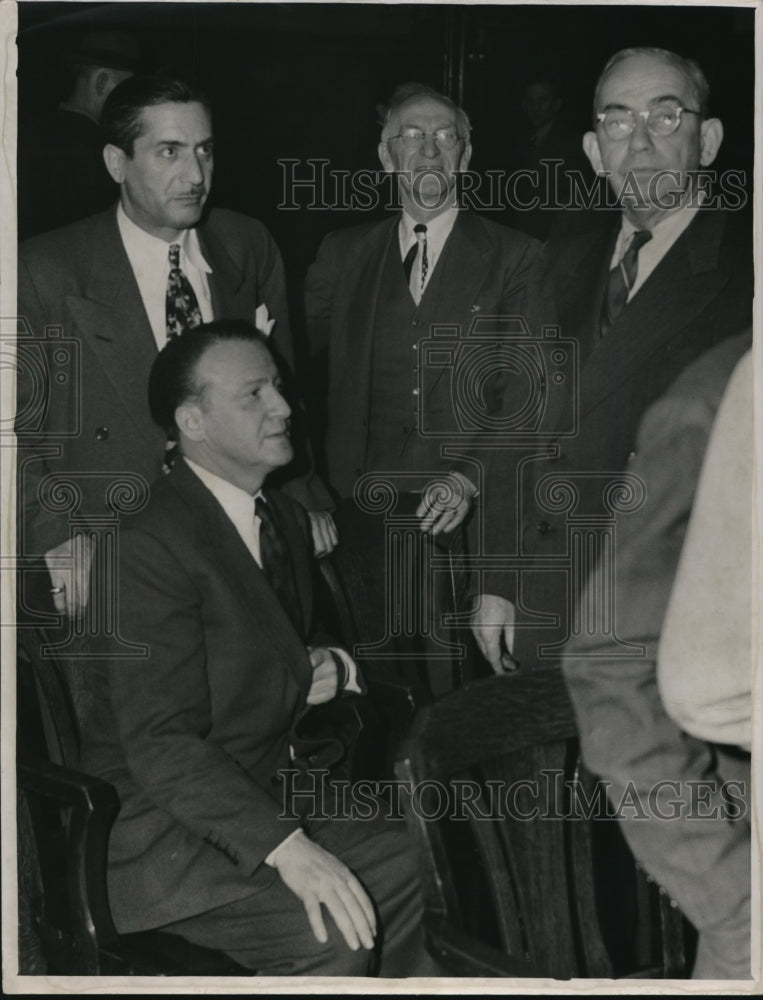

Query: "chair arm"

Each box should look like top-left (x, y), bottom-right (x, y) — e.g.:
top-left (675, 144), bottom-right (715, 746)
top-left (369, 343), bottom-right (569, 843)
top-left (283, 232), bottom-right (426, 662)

top-left (424, 914), bottom-right (542, 977)
top-left (19, 759), bottom-right (119, 815)
top-left (19, 758), bottom-right (121, 973)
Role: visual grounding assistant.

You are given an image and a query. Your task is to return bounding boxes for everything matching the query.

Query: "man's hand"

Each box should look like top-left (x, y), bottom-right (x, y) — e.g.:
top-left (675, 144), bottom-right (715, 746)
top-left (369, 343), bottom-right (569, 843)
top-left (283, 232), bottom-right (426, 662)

top-left (416, 470), bottom-right (477, 536)
top-left (271, 830), bottom-right (377, 951)
top-left (471, 594), bottom-right (518, 673)
top-left (306, 646), bottom-right (340, 704)
top-left (308, 510), bottom-right (338, 557)
top-left (44, 534), bottom-right (94, 618)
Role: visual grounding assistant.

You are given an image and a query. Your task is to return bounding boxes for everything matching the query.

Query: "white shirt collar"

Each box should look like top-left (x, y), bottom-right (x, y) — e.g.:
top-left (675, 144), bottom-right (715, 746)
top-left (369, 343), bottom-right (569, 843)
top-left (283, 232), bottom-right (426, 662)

top-left (618, 193), bottom-right (703, 249)
top-left (184, 457), bottom-right (264, 562)
top-left (400, 206), bottom-right (459, 249)
top-left (612, 192), bottom-right (706, 301)
top-left (116, 201), bottom-right (212, 274)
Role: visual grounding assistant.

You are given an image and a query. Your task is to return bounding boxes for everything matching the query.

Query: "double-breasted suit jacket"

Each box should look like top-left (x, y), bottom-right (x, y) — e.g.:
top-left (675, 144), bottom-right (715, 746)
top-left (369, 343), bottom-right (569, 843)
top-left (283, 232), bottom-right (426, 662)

top-left (484, 207), bottom-right (753, 666)
top-left (17, 205), bottom-right (327, 561)
top-left (304, 211), bottom-right (543, 501)
top-left (80, 461), bottom-right (320, 933)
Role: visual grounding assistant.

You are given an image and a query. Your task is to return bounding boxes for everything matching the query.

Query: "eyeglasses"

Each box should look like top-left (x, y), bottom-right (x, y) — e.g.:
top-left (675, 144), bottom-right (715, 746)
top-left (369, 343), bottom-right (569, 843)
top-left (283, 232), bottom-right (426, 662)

top-left (386, 127), bottom-right (464, 150)
top-left (596, 104), bottom-right (702, 140)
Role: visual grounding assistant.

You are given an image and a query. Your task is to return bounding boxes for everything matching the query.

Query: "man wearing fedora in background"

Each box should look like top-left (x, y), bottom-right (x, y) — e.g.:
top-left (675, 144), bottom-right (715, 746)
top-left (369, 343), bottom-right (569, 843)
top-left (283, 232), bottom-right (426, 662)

top-left (18, 29), bottom-right (142, 239)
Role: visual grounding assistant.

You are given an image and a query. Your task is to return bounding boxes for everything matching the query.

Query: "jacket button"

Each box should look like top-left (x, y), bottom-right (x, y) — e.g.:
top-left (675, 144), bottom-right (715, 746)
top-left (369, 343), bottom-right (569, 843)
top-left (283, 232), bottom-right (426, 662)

top-left (95, 426), bottom-right (109, 441)
top-left (537, 520), bottom-right (551, 535)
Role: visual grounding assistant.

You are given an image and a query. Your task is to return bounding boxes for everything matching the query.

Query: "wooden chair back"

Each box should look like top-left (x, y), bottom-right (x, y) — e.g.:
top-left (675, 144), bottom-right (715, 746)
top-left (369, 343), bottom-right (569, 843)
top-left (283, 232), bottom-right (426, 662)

top-left (395, 668), bottom-right (688, 978)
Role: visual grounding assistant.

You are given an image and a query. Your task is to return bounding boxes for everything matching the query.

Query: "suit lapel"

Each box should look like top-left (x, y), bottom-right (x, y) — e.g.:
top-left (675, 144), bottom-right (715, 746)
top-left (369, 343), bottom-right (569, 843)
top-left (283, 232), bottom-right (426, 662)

top-left (342, 216), bottom-right (399, 439)
top-left (197, 221), bottom-right (247, 317)
top-left (579, 210), bottom-right (728, 418)
top-left (433, 211), bottom-right (495, 306)
top-left (421, 212), bottom-right (497, 397)
top-left (168, 464), bottom-right (312, 688)
top-left (66, 209), bottom-right (158, 428)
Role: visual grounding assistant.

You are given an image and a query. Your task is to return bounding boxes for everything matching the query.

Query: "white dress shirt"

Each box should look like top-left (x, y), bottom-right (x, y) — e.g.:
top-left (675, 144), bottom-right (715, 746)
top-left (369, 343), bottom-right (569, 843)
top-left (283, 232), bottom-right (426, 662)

top-left (117, 202), bottom-right (214, 348)
top-left (183, 457), bottom-right (359, 693)
top-left (610, 196), bottom-right (705, 301)
top-left (398, 206), bottom-right (459, 298)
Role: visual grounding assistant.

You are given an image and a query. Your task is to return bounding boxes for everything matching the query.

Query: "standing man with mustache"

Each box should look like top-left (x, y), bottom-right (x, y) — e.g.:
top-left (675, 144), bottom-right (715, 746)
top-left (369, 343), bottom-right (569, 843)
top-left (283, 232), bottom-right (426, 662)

top-left (17, 74), bottom-right (334, 626)
top-left (305, 83), bottom-right (541, 695)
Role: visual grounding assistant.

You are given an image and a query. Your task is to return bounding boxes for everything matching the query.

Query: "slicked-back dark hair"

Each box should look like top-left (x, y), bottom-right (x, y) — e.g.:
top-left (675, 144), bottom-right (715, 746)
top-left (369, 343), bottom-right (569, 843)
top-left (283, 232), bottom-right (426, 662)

top-left (148, 320), bottom-right (271, 438)
top-left (101, 73), bottom-right (211, 155)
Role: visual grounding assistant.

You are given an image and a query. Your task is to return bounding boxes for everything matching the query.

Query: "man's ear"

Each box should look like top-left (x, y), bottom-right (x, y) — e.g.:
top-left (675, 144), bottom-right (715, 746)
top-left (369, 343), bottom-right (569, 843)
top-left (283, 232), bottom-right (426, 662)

top-left (582, 131), bottom-right (604, 174)
top-left (699, 118), bottom-right (724, 167)
top-left (103, 143), bottom-right (127, 184)
top-left (378, 140), bottom-right (394, 173)
top-left (175, 402), bottom-right (205, 443)
top-left (458, 141), bottom-right (473, 172)
top-left (94, 69), bottom-right (110, 98)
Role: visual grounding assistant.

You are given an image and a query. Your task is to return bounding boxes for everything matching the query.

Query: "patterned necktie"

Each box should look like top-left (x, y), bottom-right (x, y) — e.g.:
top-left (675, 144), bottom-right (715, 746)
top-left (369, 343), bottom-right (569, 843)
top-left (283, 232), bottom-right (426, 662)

top-left (600, 229), bottom-right (653, 336)
top-left (255, 495), bottom-right (302, 634)
top-left (403, 224), bottom-right (428, 303)
top-left (166, 242), bottom-right (202, 340)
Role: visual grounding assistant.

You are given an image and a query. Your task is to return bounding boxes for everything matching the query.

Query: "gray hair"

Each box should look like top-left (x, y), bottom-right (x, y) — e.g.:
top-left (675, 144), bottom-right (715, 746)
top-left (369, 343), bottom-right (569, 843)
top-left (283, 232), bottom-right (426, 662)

top-left (593, 47), bottom-right (710, 120)
top-left (380, 82), bottom-right (471, 140)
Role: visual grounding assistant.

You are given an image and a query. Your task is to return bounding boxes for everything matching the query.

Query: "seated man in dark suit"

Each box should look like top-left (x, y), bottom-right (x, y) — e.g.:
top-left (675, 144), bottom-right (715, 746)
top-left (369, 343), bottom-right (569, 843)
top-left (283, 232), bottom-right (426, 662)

top-left (79, 320), bottom-right (438, 976)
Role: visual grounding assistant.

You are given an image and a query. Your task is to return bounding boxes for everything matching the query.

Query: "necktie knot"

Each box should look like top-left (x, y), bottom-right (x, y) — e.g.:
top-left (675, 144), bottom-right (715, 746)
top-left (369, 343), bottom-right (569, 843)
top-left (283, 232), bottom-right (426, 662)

top-left (168, 242), bottom-right (181, 269)
top-left (627, 229), bottom-right (653, 258)
top-left (414, 223), bottom-right (427, 240)
top-left (601, 228), bottom-right (653, 336)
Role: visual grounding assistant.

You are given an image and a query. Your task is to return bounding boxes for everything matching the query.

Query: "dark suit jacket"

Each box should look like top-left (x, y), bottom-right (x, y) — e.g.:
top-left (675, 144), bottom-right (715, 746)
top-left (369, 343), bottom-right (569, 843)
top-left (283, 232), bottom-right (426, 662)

top-left (561, 331), bottom-right (752, 972)
top-left (304, 211), bottom-right (542, 499)
top-left (484, 208), bottom-right (753, 665)
top-left (17, 205), bottom-right (328, 559)
top-left (80, 461), bottom-right (325, 933)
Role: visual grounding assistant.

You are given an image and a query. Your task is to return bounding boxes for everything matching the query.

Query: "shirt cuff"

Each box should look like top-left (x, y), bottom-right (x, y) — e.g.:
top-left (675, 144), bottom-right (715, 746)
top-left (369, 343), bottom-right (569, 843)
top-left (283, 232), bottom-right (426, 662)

top-left (330, 647), bottom-right (362, 694)
top-left (264, 827), bottom-right (304, 867)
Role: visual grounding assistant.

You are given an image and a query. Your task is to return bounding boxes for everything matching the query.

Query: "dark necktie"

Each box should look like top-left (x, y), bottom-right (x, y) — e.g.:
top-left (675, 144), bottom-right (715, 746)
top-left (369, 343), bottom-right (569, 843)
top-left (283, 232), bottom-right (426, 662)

top-left (166, 242), bottom-right (202, 340)
top-left (403, 224), bottom-right (428, 302)
top-left (600, 229), bottom-right (652, 336)
top-left (255, 495), bottom-right (302, 634)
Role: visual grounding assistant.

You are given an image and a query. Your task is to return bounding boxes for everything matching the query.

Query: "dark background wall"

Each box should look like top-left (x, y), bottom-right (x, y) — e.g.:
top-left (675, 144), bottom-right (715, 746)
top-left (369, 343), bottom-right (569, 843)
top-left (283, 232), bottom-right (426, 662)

top-left (17, 1), bottom-right (755, 476)
top-left (18, 2), bottom-right (755, 268)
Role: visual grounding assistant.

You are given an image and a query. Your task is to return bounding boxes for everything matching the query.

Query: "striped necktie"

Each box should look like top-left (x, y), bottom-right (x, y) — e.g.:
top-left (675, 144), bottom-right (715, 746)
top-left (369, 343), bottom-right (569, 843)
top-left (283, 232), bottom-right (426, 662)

top-left (600, 229), bottom-right (652, 336)
top-left (403, 224), bottom-right (428, 303)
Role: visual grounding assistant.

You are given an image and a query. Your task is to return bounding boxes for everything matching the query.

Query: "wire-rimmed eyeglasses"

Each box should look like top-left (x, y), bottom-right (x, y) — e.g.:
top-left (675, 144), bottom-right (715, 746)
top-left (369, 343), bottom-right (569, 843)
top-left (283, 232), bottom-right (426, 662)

top-left (385, 127), bottom-right (465, 150)
top-left (596, 104), bottom-right (702, 141)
